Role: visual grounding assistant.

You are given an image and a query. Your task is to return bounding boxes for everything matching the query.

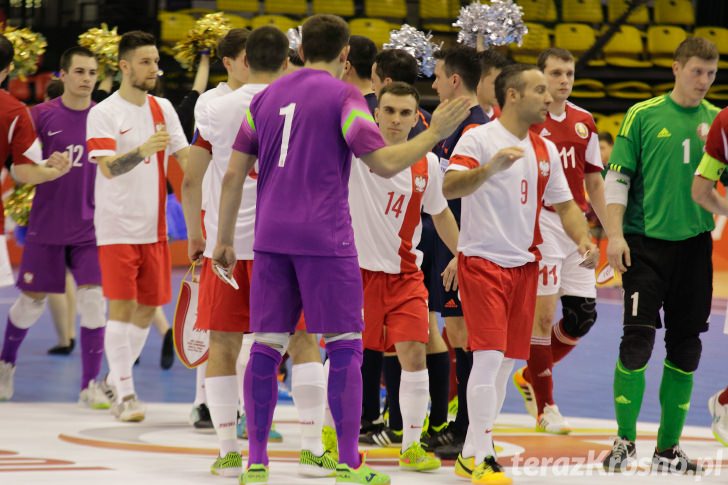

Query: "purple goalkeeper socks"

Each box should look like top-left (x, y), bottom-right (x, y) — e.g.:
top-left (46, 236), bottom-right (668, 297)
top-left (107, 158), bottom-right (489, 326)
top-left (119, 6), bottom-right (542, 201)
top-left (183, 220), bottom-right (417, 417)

top-left (80, 327), bottom-right (105, 390)
top-left (244, 342), bottom-right (282, 467)
top-left (0, 318), bottom-right (29, 365)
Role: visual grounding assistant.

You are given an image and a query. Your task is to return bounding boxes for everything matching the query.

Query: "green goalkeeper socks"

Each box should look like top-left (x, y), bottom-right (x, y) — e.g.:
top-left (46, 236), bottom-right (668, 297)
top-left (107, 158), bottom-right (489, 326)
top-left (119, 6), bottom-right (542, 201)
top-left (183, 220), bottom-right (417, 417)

top-left (614, 359), bottom-right (646, 442)
top-left (657, 360), bottom-right (693, 451)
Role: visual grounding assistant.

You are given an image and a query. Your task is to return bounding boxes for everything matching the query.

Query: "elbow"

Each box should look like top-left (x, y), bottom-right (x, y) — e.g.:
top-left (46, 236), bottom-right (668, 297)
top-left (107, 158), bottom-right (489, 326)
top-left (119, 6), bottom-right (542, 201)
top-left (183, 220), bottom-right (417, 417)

top-left (369, 164), bottom-right (397, 179)
top-left (442, 180), bottom-right (457, 200)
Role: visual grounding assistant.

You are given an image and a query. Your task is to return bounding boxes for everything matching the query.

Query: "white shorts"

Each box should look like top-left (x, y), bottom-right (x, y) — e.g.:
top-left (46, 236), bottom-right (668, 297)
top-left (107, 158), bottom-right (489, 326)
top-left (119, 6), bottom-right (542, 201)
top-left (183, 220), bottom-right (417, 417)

top-left (537, 210), bottom-right (596, 298)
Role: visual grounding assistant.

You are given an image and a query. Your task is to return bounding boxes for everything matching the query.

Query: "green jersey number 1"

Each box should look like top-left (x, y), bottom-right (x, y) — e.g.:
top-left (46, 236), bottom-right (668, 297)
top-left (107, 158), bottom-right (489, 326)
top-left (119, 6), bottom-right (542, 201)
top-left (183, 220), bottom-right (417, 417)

top-left (682, 138), bottom-right (690, 164)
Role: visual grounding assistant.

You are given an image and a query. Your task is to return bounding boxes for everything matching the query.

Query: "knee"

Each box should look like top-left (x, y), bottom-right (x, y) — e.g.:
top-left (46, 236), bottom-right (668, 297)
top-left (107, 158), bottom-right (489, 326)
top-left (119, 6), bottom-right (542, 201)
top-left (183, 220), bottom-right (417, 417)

top-left (665, 332), bottom-right (702, 373)
top-left (397, 343), bottom-right (426, 372)
top-left (9, 292), bottom-right (47, 329)
top-left (77, 286), bottom-right (106, 329)
top-left (288, 331), bottom-right (321, 364)
top-left (209, 331), bottom-right (243, 363)
top-left (619, 325), bottom-right (655, 370)
top-left (561, 296), bottom-right (597, 338)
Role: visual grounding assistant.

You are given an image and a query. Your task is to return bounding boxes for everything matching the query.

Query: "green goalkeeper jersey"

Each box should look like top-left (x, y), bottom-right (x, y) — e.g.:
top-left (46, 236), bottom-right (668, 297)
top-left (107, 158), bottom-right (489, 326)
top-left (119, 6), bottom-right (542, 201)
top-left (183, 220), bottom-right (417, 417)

top-left (608, 94), bottom-right (719, 241)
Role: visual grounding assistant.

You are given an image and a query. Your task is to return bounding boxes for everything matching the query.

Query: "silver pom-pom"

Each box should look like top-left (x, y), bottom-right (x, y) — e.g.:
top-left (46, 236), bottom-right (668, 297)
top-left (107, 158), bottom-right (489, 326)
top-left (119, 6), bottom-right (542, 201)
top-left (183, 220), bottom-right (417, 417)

top-left (454, 0), bottom-right (528, 48)
top-left (287, 26), bottom-right (302, 51)
top-left (383, 24), bottom-right (441, 78)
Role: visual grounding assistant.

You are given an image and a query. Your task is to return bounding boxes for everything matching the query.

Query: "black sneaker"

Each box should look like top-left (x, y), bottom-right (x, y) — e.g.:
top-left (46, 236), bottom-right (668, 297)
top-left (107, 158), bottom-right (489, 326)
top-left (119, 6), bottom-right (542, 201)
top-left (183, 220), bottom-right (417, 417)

top-left (651, 445), bottom-right (703, 475)
top-left (48, 338), bottom-right (75, 355)
top-left (359, 425), bottom-right (402, 448)
top-left (161, 329), bottom-right (174, 369)
top-left (359, 417), bottom-right (384, 442)
top-left (433, 422), bottom-right (466, 459)
top-left (424, 421), bottom-right (458, 450)
top-left (190, 403), bottom-right (213, 429)
top-left (602, 437), bottom-right (636, 472)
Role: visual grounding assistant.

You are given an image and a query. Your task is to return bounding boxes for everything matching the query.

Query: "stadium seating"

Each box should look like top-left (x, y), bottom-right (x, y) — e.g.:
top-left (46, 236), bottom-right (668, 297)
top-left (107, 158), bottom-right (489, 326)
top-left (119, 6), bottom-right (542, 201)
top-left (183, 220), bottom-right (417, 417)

top-left (607, 0), bottom-right (650, 24)
top-left (263, 0), bottom-right (308, 16)
top-left (216, 0), bottom-right (260, 13)
top-left (312, 0), bottom-right (355, 17)
top-left (554, 23), bottom-right (607, 67)
top-left (222, 13), bottom-right (250, 29)
top-left (510, 23), bottom-right (551, 64)
top-left (653, 0), bottom-right (695, 26)
top-left (652, 82), bottom-right (674, 96)
top-left (349, 18), bottom-right (394, 49)
top-left (647, 25), bottom-right (687, 67)
top-left (158, 11), bottom-right (197, 43)
top-left (364, 0), bottom-right (407, 20)
top-left (419, 0), bottom-right (460, 32)
top-left (519, 0), bottom-right (558, 23)
top-left (561, 0), bottom-right (604, 24)
top-left (694, 27), bottom-right (728, 69)
top-left (603, 25), bottom-right (651, 67)
top-left (606, 81), bottom-right (653, 99)
top-left (571, 79), bottom-right (606, 98)
top-left (707, 85), bottom-right (728, 102)
top-left (597, 113), bottom-right (625, 139)
top-left (251, 15), bottom-right (299, 32)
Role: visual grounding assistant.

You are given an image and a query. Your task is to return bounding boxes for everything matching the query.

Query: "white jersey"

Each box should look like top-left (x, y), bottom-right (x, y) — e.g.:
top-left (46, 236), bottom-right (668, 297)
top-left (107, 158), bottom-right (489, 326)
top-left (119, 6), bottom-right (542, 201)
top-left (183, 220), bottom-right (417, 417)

top-left (196, 84), bottom-right (267, 260)
top-left (87, 92), bottom-right (187, 245)
top-left (350, 152), bottom-right (447, 274)
top-left (447, 119), bottom-right (572, 268)
top-left (193, 82), bottom-right (232, 211)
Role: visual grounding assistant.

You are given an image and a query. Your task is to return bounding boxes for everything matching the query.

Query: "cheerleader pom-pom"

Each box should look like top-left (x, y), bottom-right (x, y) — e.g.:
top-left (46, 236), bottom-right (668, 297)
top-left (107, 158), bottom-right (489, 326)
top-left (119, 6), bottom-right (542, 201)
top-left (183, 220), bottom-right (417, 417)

top-left (383, 24), bottom-right (441, 78)
top-left (173, 12), bottom-right (231, 71)
top-left (78, 23), bottom-right (120, 80)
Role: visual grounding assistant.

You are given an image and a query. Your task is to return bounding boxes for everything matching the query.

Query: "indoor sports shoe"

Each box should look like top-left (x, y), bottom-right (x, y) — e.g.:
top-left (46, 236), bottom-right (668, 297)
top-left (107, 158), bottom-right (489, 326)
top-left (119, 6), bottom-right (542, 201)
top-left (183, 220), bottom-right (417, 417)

top-left (471, 455), bottom-right (512, 484)
top-left (237, 414), bottom-right (283, 442)
top-left (512, 367), bottom-right (537, 418)
top-left (602, 437), bottom-right (636, 472)
top-left (111, 396), bottom-right (146, 422)
top-left (190, 403), bottom-right (213, 429)
top-left (0, 361), bottom-right (15, 401)
top-left (536, 404), bottom-right (572, 434)
top-left (298, 449), bottom-right (337, 477)
top-left (239, 464), bottom-right (268, 484)
top-left (78, 379), bottom-right (111, 409)
top-left (322, 425), bottom-right (339, 461)
top-left (651, 445), bottom-right (703, 475)
top-left (360, 426), bottom-right (402, 448)
top-left (399, 441), bottom-right (440, 472)
top-left (210, 451), bottom-right (242, 477)
top-left (98, 374), bottom-right (117, 404)
top-left (335, 461), bottom-right (390, 484)
top-left (433, 422), bottom-right (467, 459)
top-left (455, 453), bottom-right (475, 479)
top-left (448, 396), bottom-right (459, 419)
top-left (708, 390), bottom-right (728, 447)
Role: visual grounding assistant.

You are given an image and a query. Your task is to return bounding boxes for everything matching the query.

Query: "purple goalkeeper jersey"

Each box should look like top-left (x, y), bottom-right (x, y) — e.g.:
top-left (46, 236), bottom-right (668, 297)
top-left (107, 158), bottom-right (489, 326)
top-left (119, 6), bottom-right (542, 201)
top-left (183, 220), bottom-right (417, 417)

top-left (27, 97), bottom-right (96, 245)
top-left (233, 68), bottom-right (386, 257)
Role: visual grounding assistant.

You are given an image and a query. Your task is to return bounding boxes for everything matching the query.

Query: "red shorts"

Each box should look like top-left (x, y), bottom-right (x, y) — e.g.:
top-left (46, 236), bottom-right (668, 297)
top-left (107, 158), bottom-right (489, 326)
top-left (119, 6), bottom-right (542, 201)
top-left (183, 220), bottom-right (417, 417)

top-left (458, 254), bottom-right (538, 359)
top-left (98, 242), bottom-right (171, 306)
top-left (197, 257), bottom-right (306, 333)
top-left (361, 269), bottom-right (429, 352)
top-left (197, 257), bottom-right (252, 333)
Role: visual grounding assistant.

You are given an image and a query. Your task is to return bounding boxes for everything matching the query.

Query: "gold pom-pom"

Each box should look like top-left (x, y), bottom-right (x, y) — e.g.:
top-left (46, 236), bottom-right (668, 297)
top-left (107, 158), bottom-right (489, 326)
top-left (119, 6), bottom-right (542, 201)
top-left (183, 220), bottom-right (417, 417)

top-left (1, 26), bottom-right (47, 80)
top-left (4, 185), bottom-right (35, 227)
top-left (173, 12), bottom-right (231, 71)
top-left (78, 23), bottom-right (120, 80)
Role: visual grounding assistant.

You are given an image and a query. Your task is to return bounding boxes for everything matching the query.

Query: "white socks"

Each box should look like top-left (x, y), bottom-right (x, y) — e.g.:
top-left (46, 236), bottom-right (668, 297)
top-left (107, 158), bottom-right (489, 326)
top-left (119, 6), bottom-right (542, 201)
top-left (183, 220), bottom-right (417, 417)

top-left (206, 375), bottom-right (239, 456)
top-left (496, 358), bottom-right (514, 417)
top-left (194, 362), bottom-right (208, 407)
top-left (104, 320), bottom-right (134, 401)
top-left (236, 338), bottom-right (253, 414)
top-left (291, 362), bottom-right (326, 455)
top-left (400, 369), bottom-right (429, 451)
top-left (465, 350), bottom-right (503, 463)
top-left (128, 324), bottom-right (150, 361)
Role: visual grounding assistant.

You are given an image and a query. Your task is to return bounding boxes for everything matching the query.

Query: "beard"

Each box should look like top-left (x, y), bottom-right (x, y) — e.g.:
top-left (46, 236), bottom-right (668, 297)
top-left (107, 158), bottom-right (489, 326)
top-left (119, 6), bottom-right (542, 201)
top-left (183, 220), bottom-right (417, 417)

top-left (131, 76), bottom-right (156, 92)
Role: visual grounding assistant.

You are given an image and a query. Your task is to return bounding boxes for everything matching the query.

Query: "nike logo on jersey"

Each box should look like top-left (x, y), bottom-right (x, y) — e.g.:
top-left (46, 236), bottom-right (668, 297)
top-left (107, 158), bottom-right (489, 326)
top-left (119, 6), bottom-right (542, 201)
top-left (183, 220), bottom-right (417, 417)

top-left (657, 127), bottom-right (671, 138)
top-left (47, 130), bottom-right (62, 136)
top-left (539, 128), bottom-right (551, 137)
top-left (537, 369), bottom-right (552, 377)
top-left (120, 128), bottom-right (132, 135)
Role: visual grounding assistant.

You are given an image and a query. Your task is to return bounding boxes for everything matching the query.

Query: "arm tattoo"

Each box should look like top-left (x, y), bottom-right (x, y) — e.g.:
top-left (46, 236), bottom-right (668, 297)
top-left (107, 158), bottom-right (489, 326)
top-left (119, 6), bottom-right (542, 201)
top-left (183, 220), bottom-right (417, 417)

top-left (108, 148), bottom-right (145, 177)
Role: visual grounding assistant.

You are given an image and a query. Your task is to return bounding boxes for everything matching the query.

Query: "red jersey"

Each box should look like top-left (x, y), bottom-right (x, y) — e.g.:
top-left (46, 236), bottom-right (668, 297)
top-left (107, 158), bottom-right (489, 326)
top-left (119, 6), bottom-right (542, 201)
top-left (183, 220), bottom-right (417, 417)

top-left (531, 101), bottom-right (602, 213)
top-left (705, 107), bottom-right (728, 165)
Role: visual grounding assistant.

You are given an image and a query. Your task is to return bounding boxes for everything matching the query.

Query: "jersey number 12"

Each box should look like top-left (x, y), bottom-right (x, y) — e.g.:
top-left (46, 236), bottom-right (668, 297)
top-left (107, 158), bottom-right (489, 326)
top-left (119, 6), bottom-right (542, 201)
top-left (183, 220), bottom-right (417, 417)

top-left (278, 103), bottom-right (296, 167)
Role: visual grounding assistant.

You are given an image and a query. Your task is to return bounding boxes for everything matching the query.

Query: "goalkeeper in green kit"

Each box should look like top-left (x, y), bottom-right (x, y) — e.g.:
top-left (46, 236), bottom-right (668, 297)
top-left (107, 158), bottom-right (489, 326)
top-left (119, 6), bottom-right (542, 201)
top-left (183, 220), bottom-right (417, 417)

top-left (602, 36), bottom-right (720, 474)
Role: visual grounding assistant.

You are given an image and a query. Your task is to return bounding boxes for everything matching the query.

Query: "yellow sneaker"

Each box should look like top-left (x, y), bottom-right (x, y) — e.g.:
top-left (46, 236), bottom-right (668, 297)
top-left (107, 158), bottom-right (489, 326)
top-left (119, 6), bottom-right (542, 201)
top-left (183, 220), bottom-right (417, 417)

top-left (398, 441), bottom-right (440, 472)
top-left (512, 367), bottom-right (537, 419)
top-left (455, 453), bottom-right (475, 479)
top-left (471, 456), bottom-right (512, 485)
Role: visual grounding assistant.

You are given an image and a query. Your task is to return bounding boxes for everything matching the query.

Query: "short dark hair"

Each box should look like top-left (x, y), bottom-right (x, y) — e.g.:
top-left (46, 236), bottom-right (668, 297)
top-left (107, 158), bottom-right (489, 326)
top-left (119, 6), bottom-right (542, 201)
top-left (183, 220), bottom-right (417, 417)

top-left (45, 78), bottom-right (64, 99)
top-left (118, 31), bottom-right (156, 61)
top-left (0, 34), bottom-right (15, 72)
top-left (374, 49), bottom-right (418, 85)
top-left (478, 49), bottom-right (511, 78)
top-left (348, 35), bottom-right (377, 79)
top-left (495, 63), bottom-right (538, 108)
top-left (301, 14), bottom-right (350, 64)
top-left (246, 26), bottom-right (288, 73)
top-left (217, 28), bottom-right (250, 61)
top-left (378, 81), bottom-right (420, 106)
top-left (598, 131), bottom-right (614, 145)
top-left (60, 46), bottom-right (96, 72)
top-left (674, 36), bottom-right (719, 64)
top-left (437, 46), bottom-right (480, 93)
top-left (537, 47), bottom-right (575, 71)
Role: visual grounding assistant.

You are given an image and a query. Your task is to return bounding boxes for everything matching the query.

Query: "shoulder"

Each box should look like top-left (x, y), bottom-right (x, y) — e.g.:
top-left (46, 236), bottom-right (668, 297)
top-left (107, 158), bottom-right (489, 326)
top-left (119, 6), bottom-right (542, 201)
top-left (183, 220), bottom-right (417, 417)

top-left (701, 99), bottom-right (720, 117)
top-left (90, 93), bottom-right (119, 115)
top-left (625, 95), bottom-right (667, 119)
top-left (0, 90), bottom-right (28, 116)
top-left (566, 101), bottom-right (597, 126)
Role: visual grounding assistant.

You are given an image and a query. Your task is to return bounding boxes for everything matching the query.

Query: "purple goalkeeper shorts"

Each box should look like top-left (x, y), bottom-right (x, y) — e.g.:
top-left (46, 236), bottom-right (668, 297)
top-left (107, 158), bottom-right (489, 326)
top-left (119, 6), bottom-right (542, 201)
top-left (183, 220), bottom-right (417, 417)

top-left (250, 251), bottom-right (364, 334)
top-left (17, 241), bottom-right (101, 293)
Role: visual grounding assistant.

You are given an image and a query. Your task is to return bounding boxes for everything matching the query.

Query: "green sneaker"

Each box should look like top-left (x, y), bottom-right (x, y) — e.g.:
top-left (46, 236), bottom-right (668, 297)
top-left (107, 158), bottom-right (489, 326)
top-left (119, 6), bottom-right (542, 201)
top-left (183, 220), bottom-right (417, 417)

top-left (448, 396), bottom-right (458, 418)
top-left (237, 415), bottom-right (283, 442)
top-left (322, 425), bottom-right (339, 461)
top-left (454, 453), bottom-right (475, 479)
top-left (336, 461), bottom-right (390, 485)
top-left (398, 441), bottom-right (440, 472)
top-left (239, 464), bottom-right (268, 484)
top-left (210, 451), bottom-right (242, 477)
top-left (299, 449), bottom-right (337, 477)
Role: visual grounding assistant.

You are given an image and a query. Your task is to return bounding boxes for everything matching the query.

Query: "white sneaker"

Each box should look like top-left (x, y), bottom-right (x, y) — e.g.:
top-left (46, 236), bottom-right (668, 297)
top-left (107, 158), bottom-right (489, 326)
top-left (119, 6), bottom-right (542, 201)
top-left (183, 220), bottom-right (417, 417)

top-left (537, 404), bottom-right (572, 434)
top-left (111, 396), bottom-right (146, 422)
top-left (0, 361), bottom-right (15, 401)
top-left (79, 379), bottom-right (112, 410)
top-left (708, 390), bottom-right (728, 447)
